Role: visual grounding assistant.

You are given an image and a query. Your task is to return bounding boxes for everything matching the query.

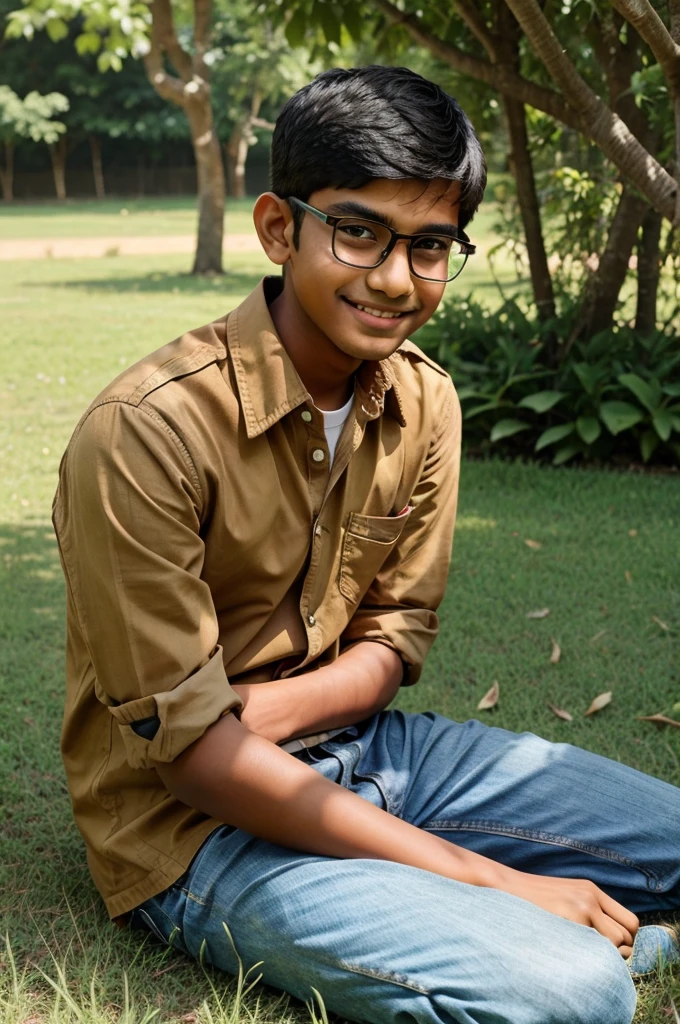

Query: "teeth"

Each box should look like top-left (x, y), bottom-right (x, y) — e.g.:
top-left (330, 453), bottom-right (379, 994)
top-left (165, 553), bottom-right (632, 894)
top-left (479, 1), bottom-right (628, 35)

top-left (355, 303), bottom-right (402, 319)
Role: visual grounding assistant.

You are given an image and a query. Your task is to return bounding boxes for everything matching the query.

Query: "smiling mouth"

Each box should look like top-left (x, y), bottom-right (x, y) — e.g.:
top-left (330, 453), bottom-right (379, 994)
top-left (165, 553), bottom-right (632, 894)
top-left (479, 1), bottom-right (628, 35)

top-left (341, 297), bottom-right (414, 320)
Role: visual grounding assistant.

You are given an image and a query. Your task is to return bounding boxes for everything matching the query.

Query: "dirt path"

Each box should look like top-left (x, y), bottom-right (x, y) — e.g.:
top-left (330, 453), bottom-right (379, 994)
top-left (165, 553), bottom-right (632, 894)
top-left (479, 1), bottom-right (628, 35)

top-left (0, 234), bottom-right (262, 261)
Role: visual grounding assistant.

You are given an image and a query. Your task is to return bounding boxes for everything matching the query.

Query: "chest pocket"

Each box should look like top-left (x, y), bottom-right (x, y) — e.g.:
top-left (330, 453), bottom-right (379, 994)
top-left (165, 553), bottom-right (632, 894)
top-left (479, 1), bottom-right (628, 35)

top-left (338, 506), bottom-right (413, 605)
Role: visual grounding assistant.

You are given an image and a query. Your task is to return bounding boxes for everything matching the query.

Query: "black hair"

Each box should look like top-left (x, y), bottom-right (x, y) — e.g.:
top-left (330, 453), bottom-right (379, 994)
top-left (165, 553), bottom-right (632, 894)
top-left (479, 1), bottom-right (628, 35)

top-left (271, 65), bottom-right (486, 240)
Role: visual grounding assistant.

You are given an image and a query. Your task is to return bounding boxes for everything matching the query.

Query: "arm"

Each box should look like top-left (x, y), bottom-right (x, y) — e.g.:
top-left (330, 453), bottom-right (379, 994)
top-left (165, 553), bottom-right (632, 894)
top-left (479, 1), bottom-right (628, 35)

top-left (232, 641), bottom-right (403, 745)
top-left (157, 712), bottom-right (638, 955)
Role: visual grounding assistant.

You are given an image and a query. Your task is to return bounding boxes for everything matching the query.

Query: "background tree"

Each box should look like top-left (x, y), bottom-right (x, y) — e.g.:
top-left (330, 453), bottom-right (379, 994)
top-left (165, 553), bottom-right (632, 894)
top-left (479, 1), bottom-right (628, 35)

top-left (7, 0), bottom-right (226, 273)
top-left (209, 3), bottom-right (314, 199)
top-left (0, 84), bottom-right (68, 199)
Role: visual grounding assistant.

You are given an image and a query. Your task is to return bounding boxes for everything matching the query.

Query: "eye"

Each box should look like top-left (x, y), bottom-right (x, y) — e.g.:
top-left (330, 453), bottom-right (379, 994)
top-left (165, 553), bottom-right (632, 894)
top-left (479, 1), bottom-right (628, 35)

top-left (337, 221), bottom-right (379, 242)
top-left (412, 236), bottom-right (451, 252)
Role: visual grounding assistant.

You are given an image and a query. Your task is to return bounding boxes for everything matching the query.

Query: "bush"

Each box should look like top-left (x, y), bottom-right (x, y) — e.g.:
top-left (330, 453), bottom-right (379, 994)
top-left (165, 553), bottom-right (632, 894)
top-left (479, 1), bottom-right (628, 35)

top-left (415, 297), bottom-right (680, 467)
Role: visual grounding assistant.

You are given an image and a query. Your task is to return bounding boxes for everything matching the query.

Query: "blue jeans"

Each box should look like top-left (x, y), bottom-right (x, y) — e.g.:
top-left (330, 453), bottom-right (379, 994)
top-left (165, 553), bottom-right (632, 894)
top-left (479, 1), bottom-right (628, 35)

top-left (132, 711), bottom-right (680, 1024)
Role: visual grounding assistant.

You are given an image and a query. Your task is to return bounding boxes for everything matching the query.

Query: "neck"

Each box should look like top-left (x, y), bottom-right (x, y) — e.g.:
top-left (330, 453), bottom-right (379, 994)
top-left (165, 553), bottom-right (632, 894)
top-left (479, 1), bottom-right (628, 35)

top-left (269, 277), bottom-right (358, 410)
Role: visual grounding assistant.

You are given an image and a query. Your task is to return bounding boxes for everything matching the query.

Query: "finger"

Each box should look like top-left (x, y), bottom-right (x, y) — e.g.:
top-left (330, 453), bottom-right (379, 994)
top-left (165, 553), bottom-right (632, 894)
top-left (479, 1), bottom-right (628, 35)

top-left (617, 944), bottom-right (633, 960)
top-left (592, 910), bottom-right (632, 951)
top-left (597, 891), bottom-right (639, 937)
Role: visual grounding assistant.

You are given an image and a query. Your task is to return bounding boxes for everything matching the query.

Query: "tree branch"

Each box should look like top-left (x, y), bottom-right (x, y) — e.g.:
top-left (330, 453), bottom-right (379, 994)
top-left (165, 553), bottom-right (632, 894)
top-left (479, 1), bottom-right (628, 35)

top-left (149, 0), bottom-right (194, 83)
top-left (373, 0), bottom-right (581, 130)
top-left (670, 0), bottom-right (680, 43)
top-left (193, 0), bottom-right (212, 79)
top-left (142, 14), bottom-right (186, 109)
top-left (452, 0), bottom-right (499, 61)
top-left (611, 0), bottom-right (680, 94)
top-left (504, 0), bottom-right (678, 222)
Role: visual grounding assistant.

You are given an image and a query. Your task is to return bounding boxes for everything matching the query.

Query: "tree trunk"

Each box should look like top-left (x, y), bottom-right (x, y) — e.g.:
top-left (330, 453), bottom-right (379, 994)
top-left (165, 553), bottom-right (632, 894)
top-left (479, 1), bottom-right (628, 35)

top-left (0, 141), bottom-right (14, 201)
top-left (225, 122), bottom-right (245, 198)
top-left (635, 207), bottom-right (663, 335)
top-left (48, 136), bottom-right (68, 200)
top-left (186, 95), bottom-right (225, 275)
top-left (574, 186), bottom-right (648, 343)
top-left (502, 95), bottom-right (556, 326)
top-left (89, 133), bottom-right (105, 199)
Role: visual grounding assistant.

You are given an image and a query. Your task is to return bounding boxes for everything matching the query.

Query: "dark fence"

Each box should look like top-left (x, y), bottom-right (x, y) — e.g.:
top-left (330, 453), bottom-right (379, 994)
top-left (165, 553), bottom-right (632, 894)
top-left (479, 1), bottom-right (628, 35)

top-left (10, 157), bottom-right (271, 201)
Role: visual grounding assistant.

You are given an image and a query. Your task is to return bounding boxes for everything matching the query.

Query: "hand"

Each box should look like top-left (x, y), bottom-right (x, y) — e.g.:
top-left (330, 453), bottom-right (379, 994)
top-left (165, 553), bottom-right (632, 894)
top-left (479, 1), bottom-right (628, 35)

top-left (230, 682), bottom-right (283, 744)
top-left (503, 870), bottom-right (639, 957)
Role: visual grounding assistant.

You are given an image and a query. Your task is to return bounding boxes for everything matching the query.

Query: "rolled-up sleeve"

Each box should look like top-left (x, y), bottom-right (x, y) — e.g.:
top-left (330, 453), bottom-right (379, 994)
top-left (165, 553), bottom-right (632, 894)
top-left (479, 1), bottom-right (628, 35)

top-left (341, 379), bottom-right (461, 685)
top-left (53, 400), bottom-right (243, 769)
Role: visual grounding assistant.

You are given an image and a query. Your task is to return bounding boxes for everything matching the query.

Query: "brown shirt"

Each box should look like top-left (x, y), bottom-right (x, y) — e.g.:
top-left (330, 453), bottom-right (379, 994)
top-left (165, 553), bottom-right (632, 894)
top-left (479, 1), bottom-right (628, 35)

top-left (53, 276), bottom-right (462, 919)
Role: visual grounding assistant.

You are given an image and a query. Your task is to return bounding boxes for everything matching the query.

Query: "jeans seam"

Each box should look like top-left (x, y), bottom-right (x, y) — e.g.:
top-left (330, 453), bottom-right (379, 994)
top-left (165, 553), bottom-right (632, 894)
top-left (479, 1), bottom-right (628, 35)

top-left (423, 819), bottom-right (663, 889)
top-left (316, 955), bottom-right (430, 995)
top-left (176, 886), bottom-right (206, 906)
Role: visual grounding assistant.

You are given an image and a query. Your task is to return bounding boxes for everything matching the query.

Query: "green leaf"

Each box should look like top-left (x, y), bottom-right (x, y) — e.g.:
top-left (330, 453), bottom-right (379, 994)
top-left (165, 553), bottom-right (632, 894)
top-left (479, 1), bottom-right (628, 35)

top-left (535, 423), bottom-right (575, 452)
top-left (342, 2), bottom-right (365, 41)
top-left (572, 362), bottom-right (600, 396)
top-left (618, 373), bottom-right (661, 413)
top-left (517, 390), bottom-right (566, 413)
top-left (652, 408), bottom-right (673, 441)
top-left (576, 416), bottom-right (601, 445)
top-left (552, 442), bottom-right (582, 466)
top-left (490, 419), bottom-right (531, 442)
top-left (662, 382), bottom-right (680, 397)
top-left (285, 7), bottom-right (309, 48)
top-left (45, 16), bottom-right (68, 42)
top-left (599, 401), bottom-right (644, 436)
top-left (671, 415), bottom-right (680, 433)
top-left (317, 3), bottom-right (341, 44)
top-left (75, 31), bottom-right (102, 55)
top-left (640, 430), bottom-right (658, 463)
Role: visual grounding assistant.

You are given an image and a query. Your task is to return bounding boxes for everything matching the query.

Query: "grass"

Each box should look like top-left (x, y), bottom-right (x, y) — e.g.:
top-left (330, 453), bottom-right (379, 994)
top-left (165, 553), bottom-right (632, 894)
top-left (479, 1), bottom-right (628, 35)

top-left (1, 200), bottom-right (678, 1023)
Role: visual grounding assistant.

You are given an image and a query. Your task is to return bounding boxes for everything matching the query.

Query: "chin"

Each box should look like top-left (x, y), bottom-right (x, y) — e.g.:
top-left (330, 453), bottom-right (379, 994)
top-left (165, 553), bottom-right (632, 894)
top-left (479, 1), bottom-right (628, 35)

top-left (333, 333), bottom-right (406, 362)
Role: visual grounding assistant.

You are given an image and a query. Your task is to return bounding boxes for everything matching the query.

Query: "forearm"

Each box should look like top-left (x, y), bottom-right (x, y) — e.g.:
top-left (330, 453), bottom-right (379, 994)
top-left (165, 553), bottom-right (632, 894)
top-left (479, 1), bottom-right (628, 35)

top-left (157, 711), bottom-right (509, 890)
top-left (232, 641), bottom-right (403, 745)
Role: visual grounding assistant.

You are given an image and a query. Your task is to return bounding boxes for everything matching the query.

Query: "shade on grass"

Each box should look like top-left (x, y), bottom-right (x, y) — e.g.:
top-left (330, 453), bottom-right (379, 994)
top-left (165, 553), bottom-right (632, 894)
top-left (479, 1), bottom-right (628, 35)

top-left (0, 222), bottom-right (677, 1023)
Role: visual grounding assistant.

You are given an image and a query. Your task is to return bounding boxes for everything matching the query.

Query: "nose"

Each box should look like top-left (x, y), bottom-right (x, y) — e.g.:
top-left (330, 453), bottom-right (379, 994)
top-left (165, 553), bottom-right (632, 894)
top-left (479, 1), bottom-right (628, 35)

top-left (364, 239), bottom-right (415, 298)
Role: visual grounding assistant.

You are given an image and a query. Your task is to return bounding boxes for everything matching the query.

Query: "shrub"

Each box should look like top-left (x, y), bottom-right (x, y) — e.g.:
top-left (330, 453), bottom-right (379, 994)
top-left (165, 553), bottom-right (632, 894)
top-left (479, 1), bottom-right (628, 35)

top-left (415, 297), bottom-right (680, 467)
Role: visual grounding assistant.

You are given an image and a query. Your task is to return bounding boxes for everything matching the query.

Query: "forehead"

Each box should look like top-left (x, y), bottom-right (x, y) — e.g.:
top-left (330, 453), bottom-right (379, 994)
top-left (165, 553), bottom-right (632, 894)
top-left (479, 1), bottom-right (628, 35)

top-left (310, 178), bottom-right (461, 229)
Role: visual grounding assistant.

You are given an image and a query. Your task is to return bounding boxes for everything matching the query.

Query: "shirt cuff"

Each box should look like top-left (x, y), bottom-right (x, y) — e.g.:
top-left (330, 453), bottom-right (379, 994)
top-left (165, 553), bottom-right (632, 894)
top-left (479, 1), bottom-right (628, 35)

top-left (107, 646), bottom-right (243, 769)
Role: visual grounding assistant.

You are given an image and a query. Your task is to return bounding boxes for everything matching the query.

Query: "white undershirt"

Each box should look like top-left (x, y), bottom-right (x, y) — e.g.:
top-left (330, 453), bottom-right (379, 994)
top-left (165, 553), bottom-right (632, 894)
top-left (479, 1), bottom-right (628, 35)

top-left (319, 393), bottom-right (355, 464)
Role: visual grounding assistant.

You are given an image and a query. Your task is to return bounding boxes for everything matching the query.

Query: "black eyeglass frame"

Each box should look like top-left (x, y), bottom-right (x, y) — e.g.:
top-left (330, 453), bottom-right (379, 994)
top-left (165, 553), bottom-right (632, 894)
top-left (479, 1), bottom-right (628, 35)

top-left (288, 196), bottom-right (475, 283)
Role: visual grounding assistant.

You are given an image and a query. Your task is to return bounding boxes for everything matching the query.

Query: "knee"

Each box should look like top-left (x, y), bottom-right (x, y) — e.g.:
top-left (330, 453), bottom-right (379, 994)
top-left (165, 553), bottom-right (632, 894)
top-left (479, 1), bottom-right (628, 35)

top-left (545, 937), bottom-right (636, 1024)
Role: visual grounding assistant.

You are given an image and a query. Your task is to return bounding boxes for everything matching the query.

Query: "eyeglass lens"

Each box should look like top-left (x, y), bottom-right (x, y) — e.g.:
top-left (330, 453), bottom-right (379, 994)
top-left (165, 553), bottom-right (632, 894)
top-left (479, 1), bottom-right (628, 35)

top-left (332, 218), bottom-right (467, 282)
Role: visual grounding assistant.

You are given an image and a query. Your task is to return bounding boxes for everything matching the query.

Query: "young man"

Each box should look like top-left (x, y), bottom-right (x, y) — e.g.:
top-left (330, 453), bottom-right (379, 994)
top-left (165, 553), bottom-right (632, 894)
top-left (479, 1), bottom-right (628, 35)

top-left (54, 67), bottom-right (679, 1024)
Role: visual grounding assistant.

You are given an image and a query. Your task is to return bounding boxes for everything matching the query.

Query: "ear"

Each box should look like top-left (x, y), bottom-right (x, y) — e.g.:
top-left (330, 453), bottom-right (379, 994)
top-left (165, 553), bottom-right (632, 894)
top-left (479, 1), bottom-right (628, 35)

top-left (253, 192), bottom-right (294, 266)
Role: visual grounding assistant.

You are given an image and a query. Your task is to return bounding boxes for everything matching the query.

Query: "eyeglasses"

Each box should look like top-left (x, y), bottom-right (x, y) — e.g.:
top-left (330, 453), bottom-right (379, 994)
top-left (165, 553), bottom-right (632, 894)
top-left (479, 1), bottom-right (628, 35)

top-left (288, 197), bottom-right (475, 283)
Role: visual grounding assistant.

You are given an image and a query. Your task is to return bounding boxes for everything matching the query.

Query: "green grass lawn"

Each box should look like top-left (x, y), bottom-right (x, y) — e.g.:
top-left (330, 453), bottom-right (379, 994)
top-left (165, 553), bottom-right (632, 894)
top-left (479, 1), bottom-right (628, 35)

top-left (1, 204), bottom-right (678, 1023)
top-left (0, 197), bottom-right (259, 239)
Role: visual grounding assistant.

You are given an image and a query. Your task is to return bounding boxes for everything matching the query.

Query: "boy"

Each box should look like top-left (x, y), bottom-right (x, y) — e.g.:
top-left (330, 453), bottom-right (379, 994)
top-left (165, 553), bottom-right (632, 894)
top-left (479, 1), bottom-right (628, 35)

top-left (54, 67), bottom-right (679, 1024)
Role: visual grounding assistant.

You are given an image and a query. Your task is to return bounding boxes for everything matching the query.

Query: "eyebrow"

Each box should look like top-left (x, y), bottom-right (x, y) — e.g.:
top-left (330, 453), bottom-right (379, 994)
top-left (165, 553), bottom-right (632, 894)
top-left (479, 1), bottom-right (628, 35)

top-left (324, 200), bottom-right (460, 238)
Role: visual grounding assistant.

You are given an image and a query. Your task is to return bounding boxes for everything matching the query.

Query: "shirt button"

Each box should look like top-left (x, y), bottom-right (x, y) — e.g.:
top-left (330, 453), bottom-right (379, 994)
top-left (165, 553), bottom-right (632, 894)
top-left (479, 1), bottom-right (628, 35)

top-left (301, 410), bottom-right (312, 422)
top-left (308, 615), bottom-right (316, 626)
top-left (315, 524), bottom-right (322, 536)
top-left (312, 449), bottom-right (325, 463)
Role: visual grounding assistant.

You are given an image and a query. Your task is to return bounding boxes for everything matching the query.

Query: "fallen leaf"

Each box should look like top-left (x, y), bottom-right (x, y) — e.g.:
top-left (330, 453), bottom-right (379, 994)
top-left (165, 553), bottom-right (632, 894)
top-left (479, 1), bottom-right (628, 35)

top-left (477, 681), bottom-right (499, 711)
top-left (637, 714), bottom-right (680, 729)
top-left (628, 529), bottom-right (637, 537)
top-left (526, 608), bottom-right (550, 619)
top-left (524, 538), bottom-right (542, 550)
top-left (652, 616), bottom-right (670, 631)
top-left (624, 570), bottom-right (632, 583)
top-left (584, 691), bottom-right (612, 716)
top-left (589, 630), bottom-right (608, 643)
top-left (548, 703), bottom-right (573, 722)
top-left (550, 638), bottom-right (561, 664)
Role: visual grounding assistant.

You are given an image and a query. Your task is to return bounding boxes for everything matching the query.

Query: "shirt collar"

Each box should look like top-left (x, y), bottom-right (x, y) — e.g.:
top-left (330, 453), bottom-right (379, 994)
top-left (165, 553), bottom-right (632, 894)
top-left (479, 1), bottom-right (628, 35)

top-left (225, 277), bottom-right (406, 439)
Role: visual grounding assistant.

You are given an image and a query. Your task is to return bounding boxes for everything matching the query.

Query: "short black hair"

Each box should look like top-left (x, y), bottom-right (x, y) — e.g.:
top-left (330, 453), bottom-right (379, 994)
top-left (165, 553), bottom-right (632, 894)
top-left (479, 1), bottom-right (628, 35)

top-left (271, 65), bottom-right (486, 236)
